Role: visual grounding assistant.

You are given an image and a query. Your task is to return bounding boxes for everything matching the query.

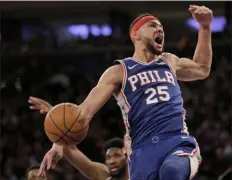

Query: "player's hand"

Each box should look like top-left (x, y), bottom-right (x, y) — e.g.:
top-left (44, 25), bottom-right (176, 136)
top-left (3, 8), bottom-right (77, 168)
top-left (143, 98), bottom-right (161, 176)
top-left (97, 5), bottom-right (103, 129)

top-left (189, 5), bottom-right (213, 28)
top-left (28, 96), bottom-right (53, 114)
top-left (38, 143), bottom-right (64, 177)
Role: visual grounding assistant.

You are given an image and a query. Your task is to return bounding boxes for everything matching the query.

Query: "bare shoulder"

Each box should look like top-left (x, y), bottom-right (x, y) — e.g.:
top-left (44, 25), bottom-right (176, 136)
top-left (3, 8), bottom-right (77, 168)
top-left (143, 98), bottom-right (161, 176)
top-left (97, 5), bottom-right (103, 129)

top-left (99, 64), bottom-right (123, 87)
top-left (160, 52), bottom-right (179, 73)
top-left (161, 52), bottom-right (179, 62)
top-left (106, 64), bottom-right (123, 74)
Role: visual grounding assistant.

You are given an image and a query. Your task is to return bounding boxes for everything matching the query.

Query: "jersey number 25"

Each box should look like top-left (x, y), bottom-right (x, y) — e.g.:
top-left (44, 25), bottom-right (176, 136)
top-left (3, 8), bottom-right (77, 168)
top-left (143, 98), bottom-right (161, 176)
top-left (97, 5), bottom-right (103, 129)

top-left (145, 86), bottom-right (170, 105)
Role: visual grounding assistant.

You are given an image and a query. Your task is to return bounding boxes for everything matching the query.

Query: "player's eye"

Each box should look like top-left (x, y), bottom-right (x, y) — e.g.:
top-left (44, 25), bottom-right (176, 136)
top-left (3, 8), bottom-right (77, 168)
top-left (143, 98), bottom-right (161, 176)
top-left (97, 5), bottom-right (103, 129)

top-left (106, 156), bottom-right (110, 160)
top-left (150, 24), bottom-right (156, 28)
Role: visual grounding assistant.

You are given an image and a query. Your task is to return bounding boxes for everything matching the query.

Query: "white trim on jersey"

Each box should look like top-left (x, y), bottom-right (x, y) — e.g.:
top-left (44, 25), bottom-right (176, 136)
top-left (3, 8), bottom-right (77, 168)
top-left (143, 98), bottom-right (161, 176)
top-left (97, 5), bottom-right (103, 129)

top-left (115, 91), bottom-right (131, 131)
top-left (113, 59), bottom-right (131, 131)
top-left (125, 56), bottom-right (160, 65)
top-left (181, 111), bottom-right (189, 135)
top-left (116, 60), bottom-right (128, 91)
top-left (160, 55), bottom-right (177, 77)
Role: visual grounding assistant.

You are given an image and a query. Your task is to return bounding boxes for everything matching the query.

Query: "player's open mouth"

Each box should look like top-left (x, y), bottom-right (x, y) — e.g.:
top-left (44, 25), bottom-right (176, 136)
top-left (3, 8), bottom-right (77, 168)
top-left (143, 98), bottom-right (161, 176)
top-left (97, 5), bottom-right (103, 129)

top-left (110, 167), bottom-right (119, 172)
top-left (154, 35), bottom-right (163, 45)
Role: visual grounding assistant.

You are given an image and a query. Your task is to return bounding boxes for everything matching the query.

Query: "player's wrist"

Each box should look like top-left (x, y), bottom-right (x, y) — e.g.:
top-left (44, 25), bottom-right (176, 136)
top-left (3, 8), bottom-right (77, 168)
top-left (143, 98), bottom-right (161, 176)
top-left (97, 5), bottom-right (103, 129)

top-left (63, 145), bottom-right (76, 152)
top-left (199, 24), bottom-right (211, 30)
top-left (52, 143), bottom-right (63, 149)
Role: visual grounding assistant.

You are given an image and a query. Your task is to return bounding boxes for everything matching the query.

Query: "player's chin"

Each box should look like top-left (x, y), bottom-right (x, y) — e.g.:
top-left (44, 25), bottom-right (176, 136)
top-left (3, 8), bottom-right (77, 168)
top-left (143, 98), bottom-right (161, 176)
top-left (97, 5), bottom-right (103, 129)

top-left (110, 168), bottom-right (120, 176)
top-left (153, 42), bottom-right (163, 53)
top-left (110, 171), bottom-right (120, 177)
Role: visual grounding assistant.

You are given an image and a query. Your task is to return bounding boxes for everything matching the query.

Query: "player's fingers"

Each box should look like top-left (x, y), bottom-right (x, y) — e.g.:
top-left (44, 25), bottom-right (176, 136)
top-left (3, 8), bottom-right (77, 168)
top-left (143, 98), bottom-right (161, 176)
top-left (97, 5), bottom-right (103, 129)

top-left (29, 96), bottom-right (41, 101)
top-left (189, 7), bottom-right (199, 14)
top-left (46, 152), bottom-right (54, 170)
top-left (38, 169), bottom-right (46, 178)
top-left (40, 109), bottom-right (46, 114)
top-left (51, 153), bottom-right (61, 169)
top-left (29, 96), bottom-right (41, 103)
top-left (29, 105), bottom-right (36, 109)
top-left (193, 7), bottom-right (203, 14)
top-left (189, 5), bottom-right (198, 11)
top-left (51, 160), bottom-right (58, 169)
top-left (29, 106), bottom-right (40, 110)
top-left (189, 5), bottom-right (199, 9)
top-left (38, 157), bottom-right (47, 176)
top-left (28, 101), bottom-right (37, 107)
top-left (188, 7), bottom-right (195, 13)
top-left (203, 8), bottom-right (212, 15)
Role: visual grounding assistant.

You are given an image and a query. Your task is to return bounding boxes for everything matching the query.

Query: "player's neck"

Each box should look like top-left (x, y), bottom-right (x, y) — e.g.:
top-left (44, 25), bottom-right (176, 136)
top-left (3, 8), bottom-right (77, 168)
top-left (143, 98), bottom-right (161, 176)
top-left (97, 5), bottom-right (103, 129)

top-left (133, 48), bottom-right (158, 63)
top-left (110, 168), bottom-right (129, 180)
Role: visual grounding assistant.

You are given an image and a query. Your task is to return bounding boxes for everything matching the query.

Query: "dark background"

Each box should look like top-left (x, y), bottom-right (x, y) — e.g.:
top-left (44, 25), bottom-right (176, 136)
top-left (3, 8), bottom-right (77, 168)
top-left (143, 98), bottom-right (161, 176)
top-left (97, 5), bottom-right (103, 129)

top-left (1, 1), bottom-right (231, 180)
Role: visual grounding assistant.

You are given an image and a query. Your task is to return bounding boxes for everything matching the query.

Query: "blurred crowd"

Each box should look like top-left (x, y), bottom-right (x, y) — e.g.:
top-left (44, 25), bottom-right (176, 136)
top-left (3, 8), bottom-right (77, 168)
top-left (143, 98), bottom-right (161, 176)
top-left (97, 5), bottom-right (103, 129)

top-left (1, 20), bottom-right (232, 180)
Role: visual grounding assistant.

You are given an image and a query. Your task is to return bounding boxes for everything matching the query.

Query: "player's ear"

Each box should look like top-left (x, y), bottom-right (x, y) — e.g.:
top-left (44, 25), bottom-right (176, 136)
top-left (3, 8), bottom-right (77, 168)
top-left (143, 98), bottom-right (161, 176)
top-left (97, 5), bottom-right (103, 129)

top-left (134, 31), bottom-right (140, 41)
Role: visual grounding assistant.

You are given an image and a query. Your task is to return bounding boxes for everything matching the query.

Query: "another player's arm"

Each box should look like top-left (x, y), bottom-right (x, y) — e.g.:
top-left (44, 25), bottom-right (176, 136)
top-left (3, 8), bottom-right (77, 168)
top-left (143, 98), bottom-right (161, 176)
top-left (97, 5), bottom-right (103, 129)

top-left (175, 5), bottom-right (213, 81)
top-left (77, 64), bottom-right (123, 123)
top-left (63, 146), bottom-right (109, 180)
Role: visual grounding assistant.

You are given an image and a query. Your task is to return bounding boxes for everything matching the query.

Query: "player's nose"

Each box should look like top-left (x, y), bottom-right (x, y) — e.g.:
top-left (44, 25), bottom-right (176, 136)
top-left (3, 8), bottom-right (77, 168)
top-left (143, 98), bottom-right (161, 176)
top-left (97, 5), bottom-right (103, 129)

top-left (108, 158), bottom-right (117, 165)
top-left (157, 27), bottom-right (164, 34)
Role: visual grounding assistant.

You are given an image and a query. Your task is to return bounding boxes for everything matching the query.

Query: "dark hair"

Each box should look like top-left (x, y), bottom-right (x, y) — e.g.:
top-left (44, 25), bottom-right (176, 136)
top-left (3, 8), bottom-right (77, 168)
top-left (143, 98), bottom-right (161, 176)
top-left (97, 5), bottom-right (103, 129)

top-left (104, 137), bottom-right (124, 153)
top-left (25, 165), bottom-right (40, 180)
top-left (129, 13), bottom-right (154, 33)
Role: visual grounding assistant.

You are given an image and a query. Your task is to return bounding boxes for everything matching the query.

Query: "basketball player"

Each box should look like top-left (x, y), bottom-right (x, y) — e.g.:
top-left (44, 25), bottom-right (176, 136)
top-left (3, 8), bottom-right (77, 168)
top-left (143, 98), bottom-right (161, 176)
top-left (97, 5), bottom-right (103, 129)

top-left (28, 97), bottom-right (131, 180)
top-left (31, 5), bottom-right (213, 179)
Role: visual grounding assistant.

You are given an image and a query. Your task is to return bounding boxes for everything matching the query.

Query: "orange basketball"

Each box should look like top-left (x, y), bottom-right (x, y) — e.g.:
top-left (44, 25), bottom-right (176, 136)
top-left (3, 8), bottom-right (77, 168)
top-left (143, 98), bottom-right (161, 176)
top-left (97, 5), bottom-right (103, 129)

top-left (44, 103), bottom-right (89, 147)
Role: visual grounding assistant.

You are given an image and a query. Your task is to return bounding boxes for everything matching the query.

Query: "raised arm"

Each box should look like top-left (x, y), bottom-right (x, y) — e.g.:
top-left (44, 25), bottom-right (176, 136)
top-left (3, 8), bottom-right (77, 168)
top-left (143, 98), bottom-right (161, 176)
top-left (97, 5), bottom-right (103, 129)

top-left (64, 145), bottom-right (109, 180)
top-left (175, 5), bottom-right (213, 81)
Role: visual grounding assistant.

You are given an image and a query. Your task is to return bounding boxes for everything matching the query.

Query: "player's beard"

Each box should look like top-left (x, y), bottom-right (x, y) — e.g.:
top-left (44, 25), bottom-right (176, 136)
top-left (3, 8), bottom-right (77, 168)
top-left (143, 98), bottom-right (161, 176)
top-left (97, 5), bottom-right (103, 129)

top-left (146, 38), bottom-right (163, 55)
top-left (110, 165), bottom-right (127, 178)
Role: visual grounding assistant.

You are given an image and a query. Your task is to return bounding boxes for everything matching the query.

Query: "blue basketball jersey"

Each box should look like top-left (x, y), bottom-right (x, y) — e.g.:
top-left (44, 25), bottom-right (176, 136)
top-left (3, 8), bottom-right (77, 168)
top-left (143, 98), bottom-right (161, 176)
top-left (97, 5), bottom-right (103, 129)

top-left (114, 57), bottom-right (188, 148)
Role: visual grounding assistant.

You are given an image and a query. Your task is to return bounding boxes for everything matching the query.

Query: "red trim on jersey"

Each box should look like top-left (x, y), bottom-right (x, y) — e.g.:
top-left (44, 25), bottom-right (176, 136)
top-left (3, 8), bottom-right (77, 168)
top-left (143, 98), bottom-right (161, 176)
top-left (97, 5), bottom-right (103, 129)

top-left (178, 147), bottom-right (198, 157)
top-left (177, 144), bottom-right (201, 179)
top-left (118, 60), bottom-right (127, 91)
top-left (120, 90), bottom-right (131, 110)
top-left (125, 56), bottom-right (159, 64)
top-left (130, 15), bottom-right (159, 42)
top-left (160, 56), bottom-right (177, 77)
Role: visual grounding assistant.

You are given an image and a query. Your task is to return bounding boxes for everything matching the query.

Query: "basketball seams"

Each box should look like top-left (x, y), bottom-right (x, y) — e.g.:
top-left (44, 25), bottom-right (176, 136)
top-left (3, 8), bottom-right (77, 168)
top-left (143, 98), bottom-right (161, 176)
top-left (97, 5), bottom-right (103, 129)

top-left (63, 103), bottom-right (69, 131)
top-left (46, 131), bottom-right (68, 146)
top-left (47, 111), bottom-right (88, 143)
top-left (49, 112), bottom-right (65, 135)
top-left (46, 103), bottom-right (88, 146)
top-left (46, 126), bottom-right (88, 146)
top-left (63, 103), bottom-right (84, 133)
top-left (67, 107), bottom-right (86, 133)
top-left (48, 112), bottom-right (83, 142)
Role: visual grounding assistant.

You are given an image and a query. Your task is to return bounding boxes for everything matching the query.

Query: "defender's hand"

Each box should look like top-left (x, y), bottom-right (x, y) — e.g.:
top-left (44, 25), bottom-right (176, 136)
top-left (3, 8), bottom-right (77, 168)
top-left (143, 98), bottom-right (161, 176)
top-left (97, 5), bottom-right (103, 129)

top-left (189, 5), bottom-right (213, 28)
top-left (28, 96), bottom-right (53, 114)
top-left (38, 144), bottom-right (64, 177)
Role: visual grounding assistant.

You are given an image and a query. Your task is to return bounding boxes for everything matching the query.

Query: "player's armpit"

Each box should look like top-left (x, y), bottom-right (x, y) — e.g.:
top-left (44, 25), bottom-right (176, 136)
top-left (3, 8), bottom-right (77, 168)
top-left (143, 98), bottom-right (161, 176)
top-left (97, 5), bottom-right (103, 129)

top-left (176, 57), bottom-right (211, 81)
top-left (78, 64), bottom-right (123, 123)
top-left (64, 146), bottom-right (109, 180)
